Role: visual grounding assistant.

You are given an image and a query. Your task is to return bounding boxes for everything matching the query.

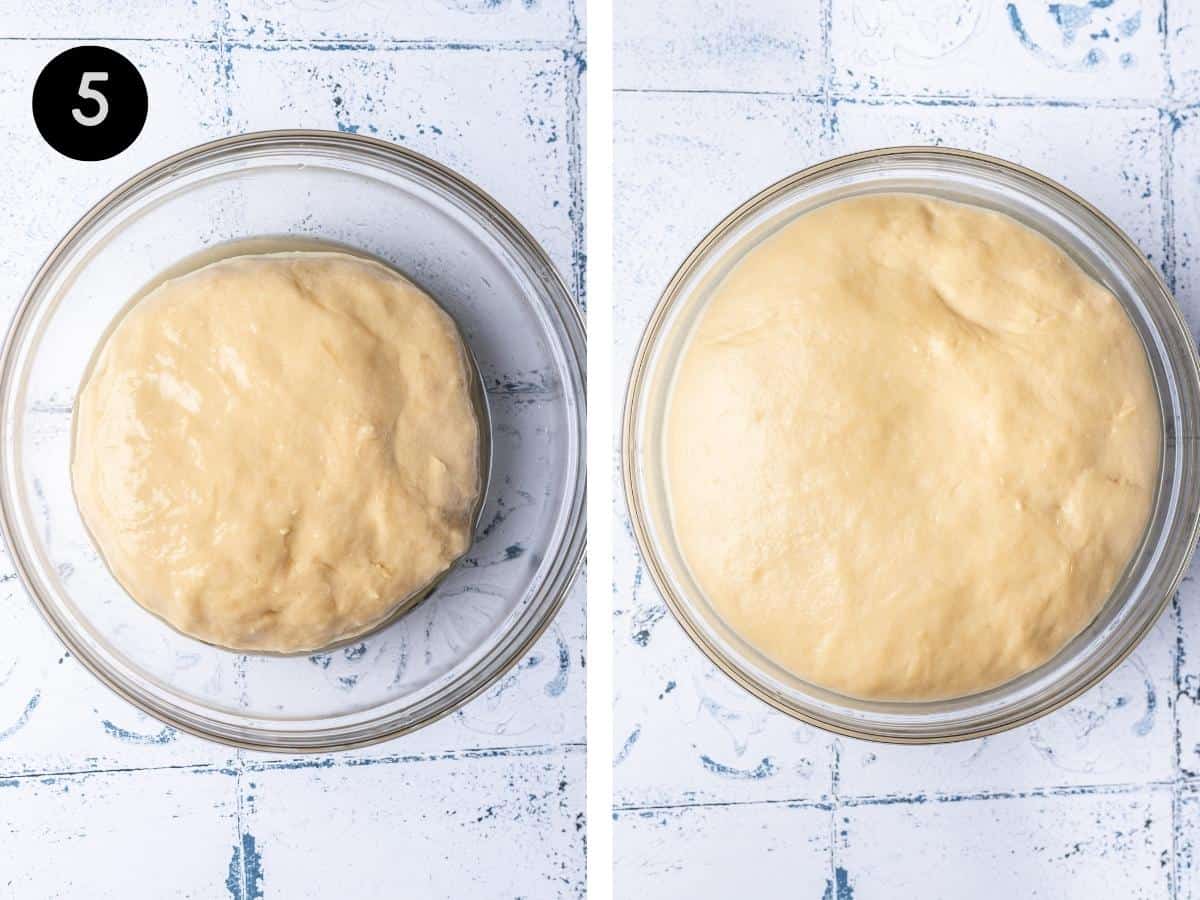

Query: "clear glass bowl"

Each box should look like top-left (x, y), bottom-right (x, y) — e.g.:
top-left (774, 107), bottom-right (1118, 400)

top-left (623, 146), bottom-right (1200, 743)
top-left (0, 130), bottom-right (586, 752)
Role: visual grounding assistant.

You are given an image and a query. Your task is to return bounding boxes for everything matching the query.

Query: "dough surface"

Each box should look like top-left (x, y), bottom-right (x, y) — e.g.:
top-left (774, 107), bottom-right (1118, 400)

top-left (73, 251), bottom-right (483, 652)
top-left (666, 194), bottom-right (1160, 700)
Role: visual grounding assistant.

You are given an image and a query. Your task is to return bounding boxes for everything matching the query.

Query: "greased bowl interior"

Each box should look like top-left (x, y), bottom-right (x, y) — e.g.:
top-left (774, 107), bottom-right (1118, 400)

top-left (623, 147), bottom-right (1200, 743)
top-left (0, 131), bottom-right (586, 752)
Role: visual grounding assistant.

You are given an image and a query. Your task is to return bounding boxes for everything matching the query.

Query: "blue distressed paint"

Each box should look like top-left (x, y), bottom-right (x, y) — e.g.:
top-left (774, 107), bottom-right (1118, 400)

top-left (1049, 2), bottom-right (1097, 42)
top-left (226, 833), bottom-right (265, 900)
top-left (699, 755), bottom-right (777, 780)
top-left (225, 843), bottom-right (243, 900)
top-left (1007, 3), bottom-right (1112, 70)
top-left (544, 630), bottom-right (570, 697)
top-left (844, 792), bottom-right (930, 808)
top-left (1119, 11), bottom-right (1141, 37)
top-left (343, 643), bottom-right (367, 661)
top-left (614, 725), bottom-right (641, 765)
top-left (629, 568), bottom-right (666, 647)
top-left (1134, 678), bottom-right (1157, 737)
top-left (0, 691), bottom-right (40, 742)
top-left (460, 542), bottom-right (529, 568)
top-left (479, 488), bottom-right (535, 539)
top-left (821, 867), bottom-right (855, 900)
top-left (242, 834), bottom-right (265, 900)
top-left (101, 719), bottom-right (176, 745)
top-left (244, 741), bottom-right (579, 776)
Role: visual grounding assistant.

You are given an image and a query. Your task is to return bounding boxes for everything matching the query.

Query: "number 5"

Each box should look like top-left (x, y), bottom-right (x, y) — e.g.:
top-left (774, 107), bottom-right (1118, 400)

top-left (72, 71), bottom-right (109, 127)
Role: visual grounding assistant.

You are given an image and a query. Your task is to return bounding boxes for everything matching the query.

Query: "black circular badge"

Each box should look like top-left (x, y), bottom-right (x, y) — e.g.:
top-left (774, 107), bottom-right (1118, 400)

top-left (32, 46), bottom-right (148, 161)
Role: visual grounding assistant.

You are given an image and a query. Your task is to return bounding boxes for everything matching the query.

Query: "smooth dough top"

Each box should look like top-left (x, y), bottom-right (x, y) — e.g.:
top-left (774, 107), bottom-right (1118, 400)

top-left (666, 194), bottom-right (1160, 700)
top-left (73, 251), bottom-right (483, 653)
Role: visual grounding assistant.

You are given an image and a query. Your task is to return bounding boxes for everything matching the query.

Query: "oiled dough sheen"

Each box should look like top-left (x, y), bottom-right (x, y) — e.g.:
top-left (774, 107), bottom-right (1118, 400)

top-left (666, 195), bottom-right (1160, 700)
top-left (73, 252), bottom-right (482, 652)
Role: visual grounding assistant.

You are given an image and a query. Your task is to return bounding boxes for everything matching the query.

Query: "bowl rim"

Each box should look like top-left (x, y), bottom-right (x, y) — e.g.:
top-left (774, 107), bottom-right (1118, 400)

top-left (621, 144), bottom-right (1200, 744)
top-left (0, 128), bottom-right (587, 753)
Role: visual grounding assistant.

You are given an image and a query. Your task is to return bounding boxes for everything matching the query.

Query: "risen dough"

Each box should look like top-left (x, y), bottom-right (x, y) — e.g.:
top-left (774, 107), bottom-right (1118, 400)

top-left (666, 194), bottom-right (1160, 700)
top-left (73, 251), bottom-right (482, 652)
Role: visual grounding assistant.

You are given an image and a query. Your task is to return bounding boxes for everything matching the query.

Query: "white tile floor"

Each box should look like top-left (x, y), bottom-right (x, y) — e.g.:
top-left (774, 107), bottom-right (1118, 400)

top-left (0, 4), bottom-right (584, 898)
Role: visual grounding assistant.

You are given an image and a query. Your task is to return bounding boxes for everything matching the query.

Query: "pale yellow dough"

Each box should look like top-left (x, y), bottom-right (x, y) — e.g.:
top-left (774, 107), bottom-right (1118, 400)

top-left (666, 194), bottom-right (1160, 700)
top-left (73, 252), bottom-right (482, 652)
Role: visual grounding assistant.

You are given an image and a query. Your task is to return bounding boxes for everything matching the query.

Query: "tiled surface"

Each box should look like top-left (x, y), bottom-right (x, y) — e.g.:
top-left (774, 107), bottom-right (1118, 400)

top-left (614, 1), bottom-right (1200, 897)
top-left (239, 746), bottom-right (585, 898)
top-left (839, 787), bottom-right (1174, 899)
top-left (0, 4), bottom-right (584, 899)
top-left (225, 0), bottom-right (582, 44)
top-left (614, 0), bottom-right (821, 94)
top-left (0, 767), bottom-right (242, 897)
top-left (614, 800), bottom-right (832, 899)
top-left (830, 1), bottom-right (1167, 101)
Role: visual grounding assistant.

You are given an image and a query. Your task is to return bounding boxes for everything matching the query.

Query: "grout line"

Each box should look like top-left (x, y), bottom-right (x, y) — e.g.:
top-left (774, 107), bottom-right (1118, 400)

top-left (1175, 592), bottom-right (1187, 900)
top-left (614, 87), bottom-right (799, 97)
top-left (0, 760), bottom-right (238, 783)
top-left (0, 35), bottom-right (218, 43)
top-left (1174, 774), bottom-right (1184, 900)
top-left (613, 87), bottom-right (1196, 113)
top-left (833, 93), bottom-right (1162, 110)
top-left (565, 45), bottom-right (587, 307)
top-left (819, 0), bottom-right (834, 135)
top-left (615, 795), bottom-right (835, 815)
top-left (614, 777), bottom-right (1181, 815)
top-left (0, 741), bottom-right (585, 784)
top-left (0, 35), bottom-right (583, 52)
top-left (828, 739), bottom-right (842, 896)
top-left (1161, 105), bottom-right (1179, 294)
top-left (219, 38), bottom-right (587, 53)
top-left (242, 740), bottom-right (585, 774)
top-left (233, 747), bottom-right (249, 900)
top-left (217, 0), bottom-right (232, 133)
top-left (1163, 0), bottom-right (1175, 100)
top-left (568, 0), bottom-right (582, 43)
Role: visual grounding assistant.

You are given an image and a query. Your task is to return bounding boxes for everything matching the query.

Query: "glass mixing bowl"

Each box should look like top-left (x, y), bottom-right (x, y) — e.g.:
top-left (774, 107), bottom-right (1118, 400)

top-left (623, 146), bottom-right (1200, 743)
top-left (0, 130), bottom-right (586, 752)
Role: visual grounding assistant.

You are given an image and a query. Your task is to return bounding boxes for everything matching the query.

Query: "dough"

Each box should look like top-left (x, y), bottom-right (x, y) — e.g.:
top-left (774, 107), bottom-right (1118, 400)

top-left (666, 195), bottom-right (1160, 700)
top-left (73, 252), bottom-right (483, 652)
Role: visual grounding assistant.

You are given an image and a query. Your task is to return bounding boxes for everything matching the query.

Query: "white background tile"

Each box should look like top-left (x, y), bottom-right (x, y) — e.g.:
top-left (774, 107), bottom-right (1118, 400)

top-left (0, 768), bottom-right (241, 897)
top-left (615, 800), bottom-right (833, 899)
top-left (615, 0), bottom-right (823, 93)
top-left (840, 788), bottom-right (1173, 899)
top-left (831, 0), bottom-right (1166, 101)
top-left (240, 747), bottom-right (585, 898)
top-left (0, 2), bottom-right (223, 40)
